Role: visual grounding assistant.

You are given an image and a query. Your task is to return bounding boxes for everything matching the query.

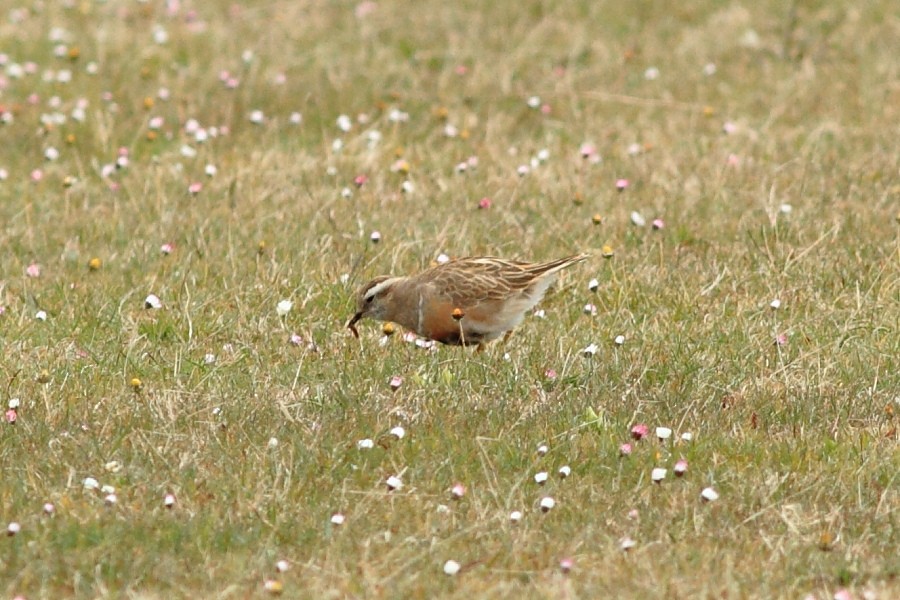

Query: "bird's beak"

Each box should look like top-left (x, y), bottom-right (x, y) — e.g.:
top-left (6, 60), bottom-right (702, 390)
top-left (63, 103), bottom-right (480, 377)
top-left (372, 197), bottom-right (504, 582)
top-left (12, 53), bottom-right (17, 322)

top-left (347, 312), bottom-right (363, 338)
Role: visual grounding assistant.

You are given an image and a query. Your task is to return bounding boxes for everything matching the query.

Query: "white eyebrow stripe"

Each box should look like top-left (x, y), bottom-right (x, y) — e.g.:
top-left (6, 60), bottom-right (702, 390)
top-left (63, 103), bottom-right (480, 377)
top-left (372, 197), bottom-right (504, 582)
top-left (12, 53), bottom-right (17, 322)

top-left (365, 278), bottom-right (397, 299)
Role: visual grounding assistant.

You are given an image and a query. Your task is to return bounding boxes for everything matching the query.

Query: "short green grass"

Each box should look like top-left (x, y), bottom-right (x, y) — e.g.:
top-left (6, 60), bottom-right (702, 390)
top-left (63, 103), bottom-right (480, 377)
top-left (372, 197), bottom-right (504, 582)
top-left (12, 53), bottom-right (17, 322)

top-left (1, 0), bottom-right (898, 598)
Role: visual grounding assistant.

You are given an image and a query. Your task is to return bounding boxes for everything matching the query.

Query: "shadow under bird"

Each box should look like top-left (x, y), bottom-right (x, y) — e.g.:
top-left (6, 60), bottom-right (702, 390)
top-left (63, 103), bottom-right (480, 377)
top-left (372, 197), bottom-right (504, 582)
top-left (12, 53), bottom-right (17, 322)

top-left (347, 253), bottom-right (589, 347)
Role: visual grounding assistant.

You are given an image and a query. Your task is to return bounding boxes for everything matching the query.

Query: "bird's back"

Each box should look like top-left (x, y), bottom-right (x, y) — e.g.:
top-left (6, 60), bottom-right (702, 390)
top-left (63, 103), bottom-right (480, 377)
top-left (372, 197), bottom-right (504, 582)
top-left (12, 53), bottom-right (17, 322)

top-left (411, 254), bottom-right (588, 344)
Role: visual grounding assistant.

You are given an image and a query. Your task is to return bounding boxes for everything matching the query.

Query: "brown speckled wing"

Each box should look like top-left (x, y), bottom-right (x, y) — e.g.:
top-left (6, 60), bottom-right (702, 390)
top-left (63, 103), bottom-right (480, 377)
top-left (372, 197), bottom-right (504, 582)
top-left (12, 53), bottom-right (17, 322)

top-left (409, 254), bottom-right (588, 345)
top-left (419, 258), bottom-right (515, 307)
top-left (417, 254), bottom-right (587, 308)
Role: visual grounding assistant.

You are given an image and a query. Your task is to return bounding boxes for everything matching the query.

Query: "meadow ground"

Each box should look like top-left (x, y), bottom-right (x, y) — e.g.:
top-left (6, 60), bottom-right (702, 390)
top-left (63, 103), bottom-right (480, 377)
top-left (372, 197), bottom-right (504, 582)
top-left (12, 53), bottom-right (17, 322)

top-left (0, 0), bottom-right (898, 598)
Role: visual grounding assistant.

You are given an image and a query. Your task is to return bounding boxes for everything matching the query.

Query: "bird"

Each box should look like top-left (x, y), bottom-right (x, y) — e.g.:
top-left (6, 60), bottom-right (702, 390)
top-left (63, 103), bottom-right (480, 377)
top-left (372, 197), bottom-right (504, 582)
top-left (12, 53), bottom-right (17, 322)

top-left (347, 253), bottom-right (589, 347)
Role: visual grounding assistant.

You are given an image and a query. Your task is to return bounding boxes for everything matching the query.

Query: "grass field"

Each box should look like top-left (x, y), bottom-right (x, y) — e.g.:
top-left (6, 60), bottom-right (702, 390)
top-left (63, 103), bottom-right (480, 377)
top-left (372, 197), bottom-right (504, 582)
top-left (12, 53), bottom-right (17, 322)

top-left (1, 0), bottom-right (898, 598)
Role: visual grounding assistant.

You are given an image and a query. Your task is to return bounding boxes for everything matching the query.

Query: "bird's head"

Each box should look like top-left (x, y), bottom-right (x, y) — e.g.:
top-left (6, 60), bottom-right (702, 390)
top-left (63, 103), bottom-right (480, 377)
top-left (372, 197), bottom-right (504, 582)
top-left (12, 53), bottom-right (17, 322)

top-left (347, 276), bottom-right (399, 336)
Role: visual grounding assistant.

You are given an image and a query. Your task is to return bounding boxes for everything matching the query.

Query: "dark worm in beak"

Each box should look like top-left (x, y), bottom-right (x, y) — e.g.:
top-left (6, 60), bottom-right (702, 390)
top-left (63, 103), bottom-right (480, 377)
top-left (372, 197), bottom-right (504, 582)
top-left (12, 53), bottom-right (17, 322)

top-left (347, 312), bottom-right (363, 338)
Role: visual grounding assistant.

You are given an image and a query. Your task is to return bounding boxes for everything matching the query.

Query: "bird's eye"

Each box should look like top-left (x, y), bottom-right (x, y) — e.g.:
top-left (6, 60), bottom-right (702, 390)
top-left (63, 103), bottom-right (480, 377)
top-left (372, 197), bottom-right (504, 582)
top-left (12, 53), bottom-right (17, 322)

top-left (365, 295), bottom-right (374, 304)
